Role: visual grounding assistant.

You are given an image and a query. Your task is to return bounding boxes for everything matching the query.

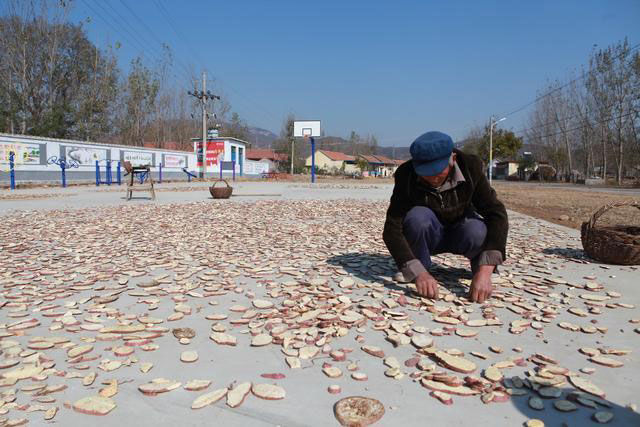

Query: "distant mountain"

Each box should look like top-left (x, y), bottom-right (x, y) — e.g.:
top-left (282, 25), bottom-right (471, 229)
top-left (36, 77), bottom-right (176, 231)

top-left (245, 126), bottom-right (278, 148)
top-left (238, 124), bottom-right (419, 160)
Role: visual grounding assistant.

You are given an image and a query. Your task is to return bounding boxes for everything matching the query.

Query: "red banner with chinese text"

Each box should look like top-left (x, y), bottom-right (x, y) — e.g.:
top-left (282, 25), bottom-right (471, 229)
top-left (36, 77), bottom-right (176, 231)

top-left (196, 140), bottom-right (225, 167)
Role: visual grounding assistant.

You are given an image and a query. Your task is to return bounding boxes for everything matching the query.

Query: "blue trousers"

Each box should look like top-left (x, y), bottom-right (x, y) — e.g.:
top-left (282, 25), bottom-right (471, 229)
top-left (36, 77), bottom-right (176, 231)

top-left (402, 206), bottom-right (487, 271)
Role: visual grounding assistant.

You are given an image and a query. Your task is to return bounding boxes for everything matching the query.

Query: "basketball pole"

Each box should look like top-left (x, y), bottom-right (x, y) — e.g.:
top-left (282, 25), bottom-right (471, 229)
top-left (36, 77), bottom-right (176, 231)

top-left (310, 136), bottom-right (316, 184)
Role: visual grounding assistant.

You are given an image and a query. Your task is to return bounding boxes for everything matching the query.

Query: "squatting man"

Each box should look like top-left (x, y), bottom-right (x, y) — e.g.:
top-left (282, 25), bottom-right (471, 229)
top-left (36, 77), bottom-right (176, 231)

top-left (383, 131), bottom-right (508, 303)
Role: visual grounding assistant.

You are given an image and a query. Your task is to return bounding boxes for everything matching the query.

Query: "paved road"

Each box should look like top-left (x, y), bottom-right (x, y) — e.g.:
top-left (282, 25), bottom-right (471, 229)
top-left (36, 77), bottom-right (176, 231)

top-left (0, 181), bottom-right (395, 215)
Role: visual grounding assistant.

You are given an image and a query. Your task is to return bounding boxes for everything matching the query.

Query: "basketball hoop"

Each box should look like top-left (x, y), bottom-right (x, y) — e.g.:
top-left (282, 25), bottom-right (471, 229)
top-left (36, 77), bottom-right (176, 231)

top-left (293, 120), bottom-right (321, 184)
top-left (293, 120), bottom-right (321, 139)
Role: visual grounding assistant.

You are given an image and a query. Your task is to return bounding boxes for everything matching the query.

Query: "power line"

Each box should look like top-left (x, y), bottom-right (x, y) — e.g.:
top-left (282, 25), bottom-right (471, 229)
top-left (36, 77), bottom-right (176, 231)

top-left (153, 0), bottom-right (207, 71)
top-left (81, 0), bottom-right (193, 84)
top-left (111, 0), bottom-right (195, 82)
top-left (498, 42), bottom-right (640, 120)
top-left (148, 0), bottom-right (283, 128)
top-left (447, 43), bottom-right (640, 142)
top-left (523, 110), bottom-right (636, 141)
top-left (507, 96), bottom-right (631, 136)
top-left (85, 0), bottom-right (281, 133)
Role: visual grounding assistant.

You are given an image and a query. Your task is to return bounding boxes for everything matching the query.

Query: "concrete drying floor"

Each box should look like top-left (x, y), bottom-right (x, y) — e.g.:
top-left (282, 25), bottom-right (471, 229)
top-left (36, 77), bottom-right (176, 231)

top-left (0, 182), bottom-right (638, 426)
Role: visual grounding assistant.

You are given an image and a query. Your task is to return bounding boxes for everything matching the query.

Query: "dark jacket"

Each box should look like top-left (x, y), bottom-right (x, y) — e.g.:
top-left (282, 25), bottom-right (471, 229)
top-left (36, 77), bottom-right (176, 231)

top-left (382, 149), bottom-right (508, 268)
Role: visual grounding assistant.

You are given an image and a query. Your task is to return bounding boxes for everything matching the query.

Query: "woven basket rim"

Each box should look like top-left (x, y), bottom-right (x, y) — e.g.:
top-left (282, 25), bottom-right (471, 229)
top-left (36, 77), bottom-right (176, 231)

top-left (581, 201), bottom-right (640, 264)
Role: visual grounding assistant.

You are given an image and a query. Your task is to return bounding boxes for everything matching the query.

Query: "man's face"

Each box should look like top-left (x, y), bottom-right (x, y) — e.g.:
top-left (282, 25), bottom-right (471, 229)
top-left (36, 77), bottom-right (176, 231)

top-left (419, 154), bottom-right (455, 188)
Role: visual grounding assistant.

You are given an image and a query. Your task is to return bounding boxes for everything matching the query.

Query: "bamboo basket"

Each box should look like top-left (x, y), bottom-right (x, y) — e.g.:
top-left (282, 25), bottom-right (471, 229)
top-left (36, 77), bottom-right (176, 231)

top-left (209, 179), bottom-right (233, 199)
top-left (580, 201), bottom-right (640, 265)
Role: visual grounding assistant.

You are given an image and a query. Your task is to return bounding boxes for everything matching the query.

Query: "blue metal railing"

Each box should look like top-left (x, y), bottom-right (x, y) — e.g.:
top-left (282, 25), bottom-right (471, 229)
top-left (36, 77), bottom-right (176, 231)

top-left (47, 156), bottom-right (79, 188)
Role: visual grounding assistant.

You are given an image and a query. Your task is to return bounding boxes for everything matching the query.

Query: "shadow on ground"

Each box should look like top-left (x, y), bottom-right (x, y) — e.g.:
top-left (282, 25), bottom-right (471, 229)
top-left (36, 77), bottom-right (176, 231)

top-left (542, 247), bottom-right (589, 260)
top-left (509, 384), bottom-right (640, 426)
top-left (326, 252), bottom-right (402, 291)
top-left (326, 252), bottom-right (472, 297)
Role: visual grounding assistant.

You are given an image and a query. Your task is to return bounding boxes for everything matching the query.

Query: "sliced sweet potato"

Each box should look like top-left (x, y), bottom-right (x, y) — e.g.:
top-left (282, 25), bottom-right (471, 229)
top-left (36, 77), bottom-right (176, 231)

top-left (251, 334), bottom-right (273, 347)
top-left (328, 385), bottom-right (342, 394)
top-left (411, 335), bottom-right (433, 349)
top-left (252, 383), bottom-right (285, 400)
top-left (227, 382), bottom-right (251, 408)
top-left (67, 344), bottom-right (94, 358)
top-left (261, 373), bottom-right (286, 380)
top-left (569, 375), bottom-right (605, 398)
top-left (589, 356), bottom-right (623, 368)
top-left (593, 411), bottom-right (614, 424)
top-left (138, 379), bottom-right (181, 396)
top-left (361, 345), bottom-right (385, 358)
top-left (180, 351), bottom-right (198, 363)
top-left (334, 396), bottom-right (384, 426)
top-left (433, 351), bottom-right (477, 374)
top-left (184, 380), bottom-right (211, 391)
top-left (98, 380), bottom-right (118, 398)
top-left (430, 391), bottom-right (453, 405)
top-left (209, 332), bottom-right (237, 346)
top-left (191, 387), bottom-right (228, 409)
top-left (421, 379), bottom-right (479, 396)
top-left (72, 395), bottom-right (116, 416)
top-left (323, 366), bottom-right (343, 378)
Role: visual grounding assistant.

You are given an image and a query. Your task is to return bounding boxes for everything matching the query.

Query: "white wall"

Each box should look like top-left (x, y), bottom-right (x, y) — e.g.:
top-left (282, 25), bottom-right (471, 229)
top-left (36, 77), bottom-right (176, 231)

top-left (243, 160), bottom-right (270, 175)
top-left (0, 133), bottom-right (196, 173)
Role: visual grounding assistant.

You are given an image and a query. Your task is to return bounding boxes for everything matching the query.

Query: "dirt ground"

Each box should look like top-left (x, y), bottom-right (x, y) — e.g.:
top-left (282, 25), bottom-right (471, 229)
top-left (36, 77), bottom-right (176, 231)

top-left (492, 182), bottom-right (640, 230)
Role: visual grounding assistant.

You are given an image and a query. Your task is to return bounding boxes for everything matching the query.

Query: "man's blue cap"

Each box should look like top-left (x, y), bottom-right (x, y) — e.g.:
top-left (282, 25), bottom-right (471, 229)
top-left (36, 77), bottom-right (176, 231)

top-left (410, 131), bottom-right (454, 176)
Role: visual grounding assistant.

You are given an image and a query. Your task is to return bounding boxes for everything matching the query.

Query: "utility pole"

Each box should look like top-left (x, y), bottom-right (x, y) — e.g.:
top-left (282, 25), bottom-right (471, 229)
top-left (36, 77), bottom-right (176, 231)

top-left (188, 71), bottom-right (220, 178)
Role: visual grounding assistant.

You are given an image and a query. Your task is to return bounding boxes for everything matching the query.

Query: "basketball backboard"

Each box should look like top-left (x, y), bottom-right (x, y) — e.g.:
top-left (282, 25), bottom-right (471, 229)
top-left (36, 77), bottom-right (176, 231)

top-left (293, 120), bottom-right (321, 138)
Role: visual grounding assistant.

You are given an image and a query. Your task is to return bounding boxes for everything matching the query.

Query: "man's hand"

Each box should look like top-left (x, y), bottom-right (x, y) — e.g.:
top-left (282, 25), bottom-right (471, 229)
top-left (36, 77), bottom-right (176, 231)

top-left (415, 271), bottom-right (439, 299)
top-left (469, 265), bottom-right (495, 303)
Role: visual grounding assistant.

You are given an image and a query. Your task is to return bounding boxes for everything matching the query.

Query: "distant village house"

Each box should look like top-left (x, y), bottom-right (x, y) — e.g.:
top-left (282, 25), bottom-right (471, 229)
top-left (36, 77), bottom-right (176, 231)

top-left (246, 149), bottom-right (289, 172)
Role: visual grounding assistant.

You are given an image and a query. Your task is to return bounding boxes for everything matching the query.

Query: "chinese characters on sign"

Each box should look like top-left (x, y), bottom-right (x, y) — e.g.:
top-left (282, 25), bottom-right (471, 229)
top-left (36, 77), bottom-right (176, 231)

top-left (123, 151), bottom-right (153, 166)
top-left (196, 141), bottom-right (225, 167)
top-left (163, 154), bottom-right (187, 168)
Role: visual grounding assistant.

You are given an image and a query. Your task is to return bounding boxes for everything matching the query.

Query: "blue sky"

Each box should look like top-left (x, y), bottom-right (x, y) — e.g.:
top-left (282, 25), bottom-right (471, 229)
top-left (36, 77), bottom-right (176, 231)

top-left (71, 0), bottom-right (640, 145)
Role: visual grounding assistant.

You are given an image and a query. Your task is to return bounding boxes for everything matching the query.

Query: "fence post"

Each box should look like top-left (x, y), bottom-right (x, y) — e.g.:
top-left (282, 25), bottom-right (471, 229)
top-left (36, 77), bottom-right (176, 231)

top-left (159, 162), bottom-right (162, 183)
top-left (219, 165), bottom-right (222, 180)
top-left (117, 162), bottom-right (121, 185)
top-left (61, 161), bottom-right (67, 188)
top-left (9, 151), bottom-right (16, 190)
top-left (106, 161), bottom-right (112, 185)
top-left (232, 161), bottom-right (236, 181)
top-left (95, 160), bottom-right (100, 186)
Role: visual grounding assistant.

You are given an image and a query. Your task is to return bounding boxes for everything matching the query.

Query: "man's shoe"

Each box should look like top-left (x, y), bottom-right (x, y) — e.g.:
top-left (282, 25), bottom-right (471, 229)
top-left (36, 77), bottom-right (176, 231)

top-left (393, 272), bottom-right (409, 283)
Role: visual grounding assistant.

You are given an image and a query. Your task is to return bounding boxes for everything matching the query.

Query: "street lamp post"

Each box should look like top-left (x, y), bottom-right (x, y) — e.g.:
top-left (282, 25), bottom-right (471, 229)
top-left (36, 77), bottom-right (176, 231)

top-left (489, 116), bottom-right (506, 185)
